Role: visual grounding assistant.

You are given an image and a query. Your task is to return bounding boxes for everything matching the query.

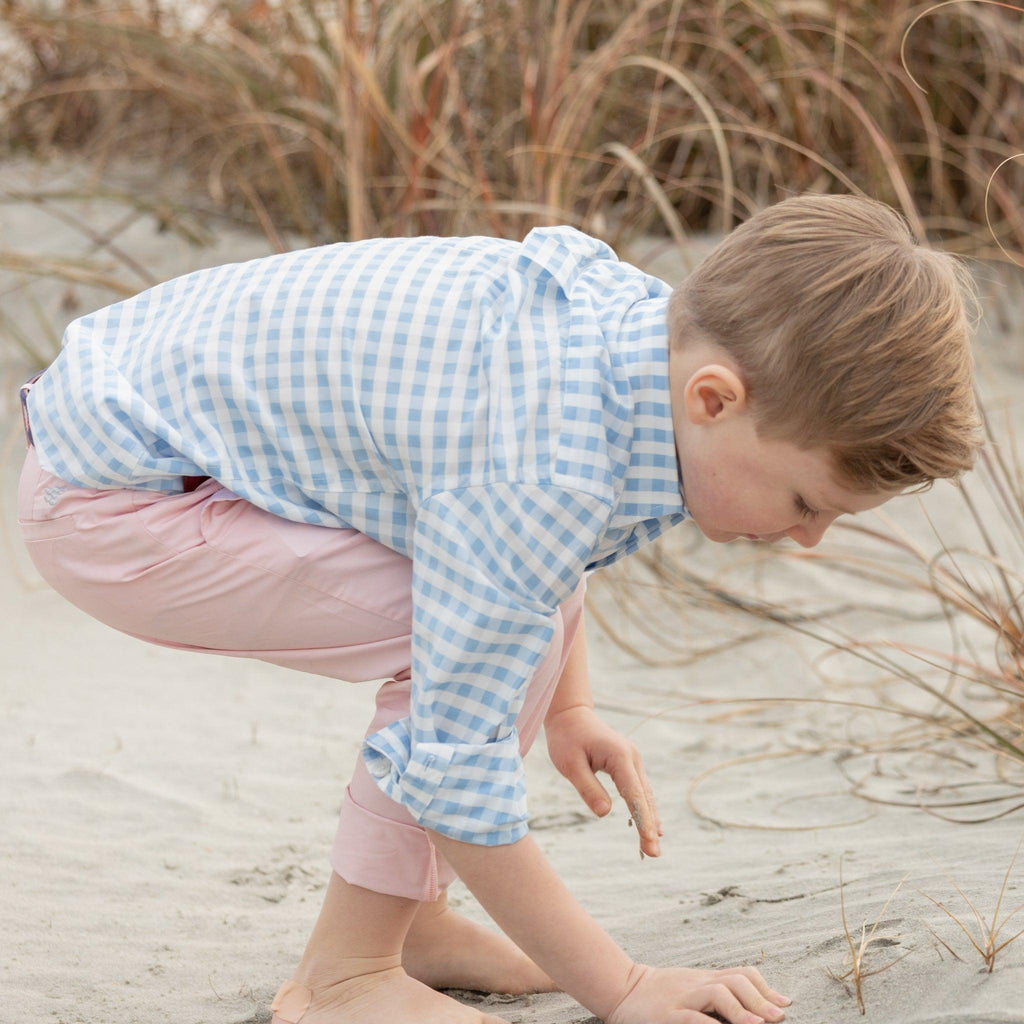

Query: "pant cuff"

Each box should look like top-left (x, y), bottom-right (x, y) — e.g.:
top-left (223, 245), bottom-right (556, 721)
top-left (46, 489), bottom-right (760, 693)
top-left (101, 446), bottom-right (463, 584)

top-left (330, 785), bottom-right (456, 901)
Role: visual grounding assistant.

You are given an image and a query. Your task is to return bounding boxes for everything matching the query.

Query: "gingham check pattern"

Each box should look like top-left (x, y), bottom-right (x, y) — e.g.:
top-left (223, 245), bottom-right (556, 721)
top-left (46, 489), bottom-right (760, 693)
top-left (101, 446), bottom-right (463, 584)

top-left (27, 226), bottom-right (690, 844)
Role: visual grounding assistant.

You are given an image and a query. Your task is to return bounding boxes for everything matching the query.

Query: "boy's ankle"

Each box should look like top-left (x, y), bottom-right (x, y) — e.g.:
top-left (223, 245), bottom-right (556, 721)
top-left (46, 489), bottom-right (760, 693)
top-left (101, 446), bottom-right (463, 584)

top-left (293, 951), bottom-right (403, 990)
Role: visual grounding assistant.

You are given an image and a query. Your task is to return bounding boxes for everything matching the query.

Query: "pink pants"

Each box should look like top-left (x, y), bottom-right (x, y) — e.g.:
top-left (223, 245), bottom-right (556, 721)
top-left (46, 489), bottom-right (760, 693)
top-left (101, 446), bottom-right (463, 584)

top-left (17, 442), bottom-right (586, 902)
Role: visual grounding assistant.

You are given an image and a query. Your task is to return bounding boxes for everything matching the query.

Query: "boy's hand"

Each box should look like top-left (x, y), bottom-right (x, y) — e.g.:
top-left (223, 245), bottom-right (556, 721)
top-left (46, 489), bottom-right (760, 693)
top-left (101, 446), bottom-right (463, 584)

top-left (544, 705), bottom-right (663, 857)
top-left (607, 963), bottom-right (791, 1024)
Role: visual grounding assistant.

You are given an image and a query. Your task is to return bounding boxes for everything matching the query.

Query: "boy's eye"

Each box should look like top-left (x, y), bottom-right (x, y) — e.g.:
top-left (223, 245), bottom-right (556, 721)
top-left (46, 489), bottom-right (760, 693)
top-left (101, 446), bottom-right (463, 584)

top-left (795, 495), bottom-right (818, 519)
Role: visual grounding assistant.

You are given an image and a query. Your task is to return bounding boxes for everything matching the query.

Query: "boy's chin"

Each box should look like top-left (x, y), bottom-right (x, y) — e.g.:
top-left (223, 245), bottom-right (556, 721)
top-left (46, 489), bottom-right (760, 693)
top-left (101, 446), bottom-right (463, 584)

top-left (691, 518), bottom-right (736, 543)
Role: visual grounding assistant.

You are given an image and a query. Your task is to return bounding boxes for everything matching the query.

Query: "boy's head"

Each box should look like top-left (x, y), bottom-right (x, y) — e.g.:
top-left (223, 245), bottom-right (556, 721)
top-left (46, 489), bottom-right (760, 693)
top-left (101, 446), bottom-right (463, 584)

top-left (667, 192), bottom-right (984, 547)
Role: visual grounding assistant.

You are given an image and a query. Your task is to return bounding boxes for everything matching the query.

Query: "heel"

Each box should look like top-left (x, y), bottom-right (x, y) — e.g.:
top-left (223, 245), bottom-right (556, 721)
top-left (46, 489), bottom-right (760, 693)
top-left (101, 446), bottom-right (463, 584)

top-left (271, 979), bottom-right (313, 1024)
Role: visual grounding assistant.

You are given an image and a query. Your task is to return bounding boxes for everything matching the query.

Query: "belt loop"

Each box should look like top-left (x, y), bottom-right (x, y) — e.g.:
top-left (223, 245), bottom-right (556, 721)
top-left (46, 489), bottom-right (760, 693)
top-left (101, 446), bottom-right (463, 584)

top-left (18, 371), bottom-right (44, 449)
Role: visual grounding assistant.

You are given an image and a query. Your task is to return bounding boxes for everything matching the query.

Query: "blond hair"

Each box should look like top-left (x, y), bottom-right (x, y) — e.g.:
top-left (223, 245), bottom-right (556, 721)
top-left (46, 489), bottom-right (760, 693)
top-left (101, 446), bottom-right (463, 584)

top-left (668, 192), bottom-right (984, 493)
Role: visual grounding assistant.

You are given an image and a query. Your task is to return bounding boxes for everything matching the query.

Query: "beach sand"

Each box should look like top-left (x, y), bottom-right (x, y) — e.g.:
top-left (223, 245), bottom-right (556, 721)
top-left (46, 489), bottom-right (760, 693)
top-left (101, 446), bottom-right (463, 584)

top-left (2, 156), bottom-right (1023, 1023)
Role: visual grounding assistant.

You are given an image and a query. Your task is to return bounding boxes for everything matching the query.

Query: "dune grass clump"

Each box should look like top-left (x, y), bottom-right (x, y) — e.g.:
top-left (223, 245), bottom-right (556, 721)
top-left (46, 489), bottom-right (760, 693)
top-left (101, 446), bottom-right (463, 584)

top-left (916, 834), bottom-right (1024, 973)
top-left (824, 840), bottom-right (1023, 1015)
top-left (0, 0), bottom-right (1022, 266)
top-left (2, 1), bottom-right (1023, 367)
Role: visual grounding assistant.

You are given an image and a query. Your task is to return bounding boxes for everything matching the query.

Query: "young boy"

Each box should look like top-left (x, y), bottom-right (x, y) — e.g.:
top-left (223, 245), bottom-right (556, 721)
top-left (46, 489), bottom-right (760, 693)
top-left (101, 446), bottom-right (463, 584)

top-left (17, 192), bottom-right (981, 1024)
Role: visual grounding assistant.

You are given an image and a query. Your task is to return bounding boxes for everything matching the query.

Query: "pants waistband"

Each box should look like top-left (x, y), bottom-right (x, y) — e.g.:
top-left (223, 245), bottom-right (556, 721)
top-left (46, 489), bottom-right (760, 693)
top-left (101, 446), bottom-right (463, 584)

top-left (19, 370), bottom-right (209, 493)
top-left (19, 371), bottom-right (44, 449)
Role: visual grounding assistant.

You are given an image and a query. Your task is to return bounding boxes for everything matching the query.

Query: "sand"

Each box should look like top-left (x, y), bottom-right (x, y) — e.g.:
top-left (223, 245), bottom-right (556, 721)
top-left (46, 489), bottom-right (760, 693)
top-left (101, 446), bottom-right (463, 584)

top-left (2, 155), bottom-right (1023, 1023)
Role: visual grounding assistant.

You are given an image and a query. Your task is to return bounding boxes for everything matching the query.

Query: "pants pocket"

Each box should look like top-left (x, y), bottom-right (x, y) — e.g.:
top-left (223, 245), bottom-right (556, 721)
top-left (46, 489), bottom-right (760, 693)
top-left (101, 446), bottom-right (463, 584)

top-left (197, 493), bottom-right (415, 636)
top-left (17, 448), bottom-right (74, 534)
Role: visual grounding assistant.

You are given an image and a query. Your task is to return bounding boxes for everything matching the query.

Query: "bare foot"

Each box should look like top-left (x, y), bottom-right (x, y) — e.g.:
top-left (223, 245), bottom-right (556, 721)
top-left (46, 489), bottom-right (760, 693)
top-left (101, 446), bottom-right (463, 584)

top-left (402, 891), bottom-right (556, 994)
top-left (270, 968), bottom-right (509, 1024)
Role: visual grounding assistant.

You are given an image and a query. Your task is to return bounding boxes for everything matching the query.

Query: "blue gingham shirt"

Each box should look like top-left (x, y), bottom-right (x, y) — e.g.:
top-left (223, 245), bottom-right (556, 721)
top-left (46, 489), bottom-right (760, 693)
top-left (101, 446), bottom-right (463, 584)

top-left (26, 226), bottom-right (690, 845)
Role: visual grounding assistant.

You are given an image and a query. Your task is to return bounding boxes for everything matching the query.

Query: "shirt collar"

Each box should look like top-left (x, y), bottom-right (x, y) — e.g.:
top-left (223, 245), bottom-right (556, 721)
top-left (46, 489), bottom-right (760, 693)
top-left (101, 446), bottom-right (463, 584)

top-left (608, 294), bottom-right (690, 523)
top-left (582, 295), bottom-right (691, 573)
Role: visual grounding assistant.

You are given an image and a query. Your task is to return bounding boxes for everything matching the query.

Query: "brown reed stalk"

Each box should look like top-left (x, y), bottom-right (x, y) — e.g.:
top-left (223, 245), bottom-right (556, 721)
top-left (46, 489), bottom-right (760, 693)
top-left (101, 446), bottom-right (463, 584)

top-left (827, 855), bottom-right (912, 1015)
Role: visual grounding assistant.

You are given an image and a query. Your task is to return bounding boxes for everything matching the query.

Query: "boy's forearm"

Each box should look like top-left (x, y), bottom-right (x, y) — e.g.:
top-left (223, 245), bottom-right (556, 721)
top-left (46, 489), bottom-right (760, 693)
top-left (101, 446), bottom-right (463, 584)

top-left (430, 594), bottom-right (640, 1017)
top-left (545, 610), bottom-right (594, 721)
top-left (428, 829), bottom-right (636, 1019)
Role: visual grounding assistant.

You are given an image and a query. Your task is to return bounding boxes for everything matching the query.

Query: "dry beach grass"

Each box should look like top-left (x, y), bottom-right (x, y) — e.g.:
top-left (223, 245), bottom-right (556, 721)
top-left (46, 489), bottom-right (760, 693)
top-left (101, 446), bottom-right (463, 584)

top-left (1, 0), bottom-right (1023, 258)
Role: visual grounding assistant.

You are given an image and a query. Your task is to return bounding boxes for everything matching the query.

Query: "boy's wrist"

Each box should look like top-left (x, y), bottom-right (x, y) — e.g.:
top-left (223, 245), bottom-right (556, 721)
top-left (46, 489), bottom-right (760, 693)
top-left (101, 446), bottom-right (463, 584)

top-left (544, 700), bottom-right (595, 726)
top-left (605, 962), bottom-right (657, 1024)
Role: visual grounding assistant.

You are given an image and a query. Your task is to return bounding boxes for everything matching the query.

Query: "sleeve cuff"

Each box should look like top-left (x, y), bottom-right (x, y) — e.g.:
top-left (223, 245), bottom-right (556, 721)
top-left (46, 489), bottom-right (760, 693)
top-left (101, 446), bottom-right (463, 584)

top-left (361, 718), bottom-right (529, 846)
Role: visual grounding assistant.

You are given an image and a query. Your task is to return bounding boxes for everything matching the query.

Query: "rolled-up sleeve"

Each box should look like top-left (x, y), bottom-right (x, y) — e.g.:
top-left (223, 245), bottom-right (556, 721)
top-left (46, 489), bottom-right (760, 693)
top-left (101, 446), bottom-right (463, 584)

top-left (361, 481), bottom-right (611, 845)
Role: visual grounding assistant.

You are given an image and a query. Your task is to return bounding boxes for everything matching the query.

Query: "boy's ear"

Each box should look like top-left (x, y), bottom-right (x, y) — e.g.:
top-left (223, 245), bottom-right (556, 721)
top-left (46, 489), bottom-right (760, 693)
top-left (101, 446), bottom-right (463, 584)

top-left (683, 364), bottom-right (748, 424)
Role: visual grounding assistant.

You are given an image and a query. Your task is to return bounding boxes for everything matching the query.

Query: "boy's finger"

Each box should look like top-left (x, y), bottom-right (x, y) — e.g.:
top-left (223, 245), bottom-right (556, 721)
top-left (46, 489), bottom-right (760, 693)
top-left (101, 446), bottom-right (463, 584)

top-left (612, 761), bottom-right (660, 853)
top-left (725, 965), bottom-right (791, 1007)
top-left (701, 981), bottom-right (757, 1024)
top-left (567, 757), bottom-right (613, 816)
top-left (634, 754), bottom-right (663, 835)
top-left (721, 973), bottom-right (787, 1021)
